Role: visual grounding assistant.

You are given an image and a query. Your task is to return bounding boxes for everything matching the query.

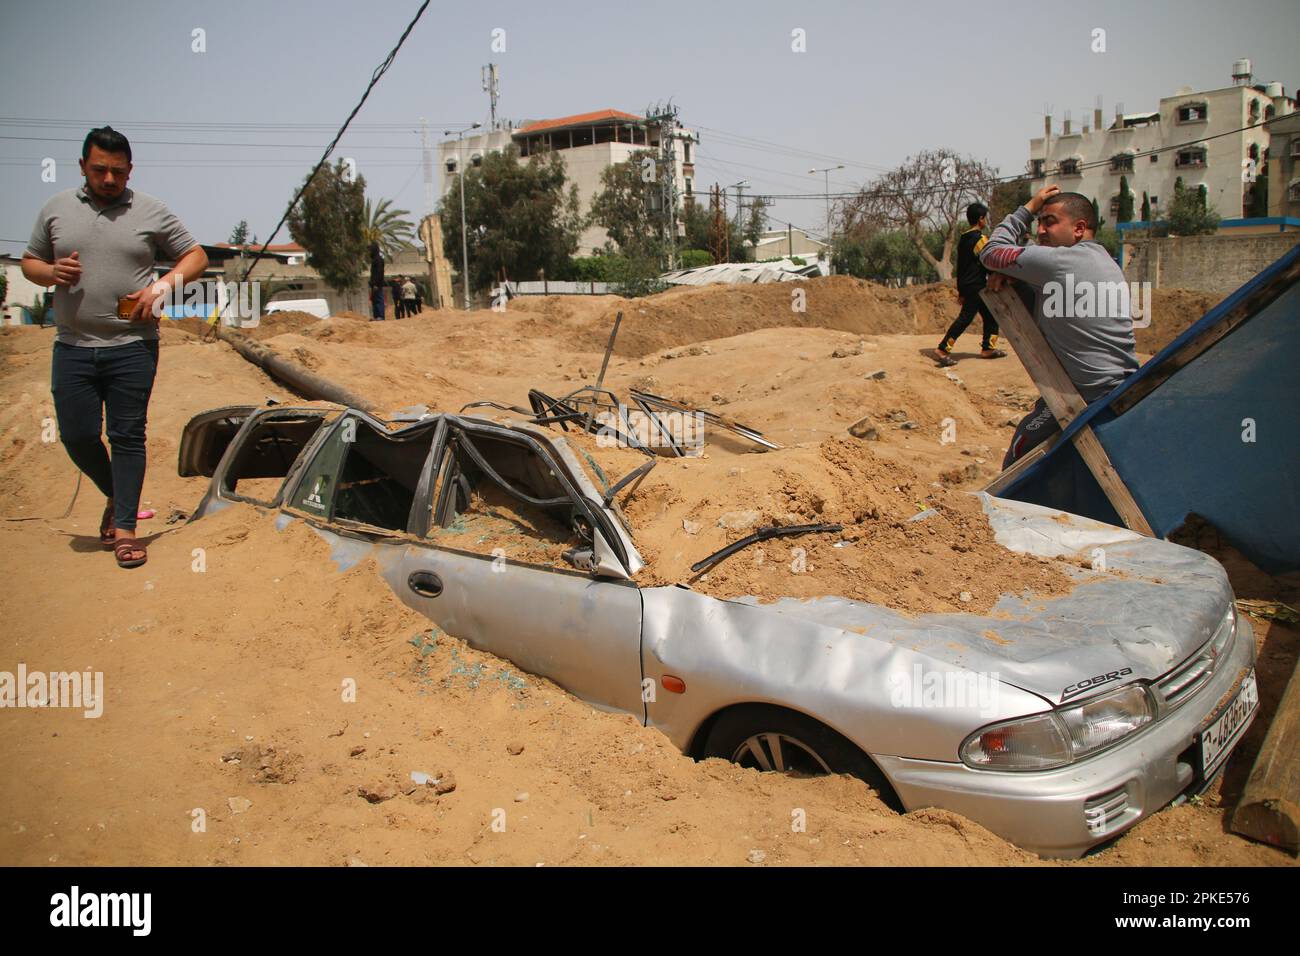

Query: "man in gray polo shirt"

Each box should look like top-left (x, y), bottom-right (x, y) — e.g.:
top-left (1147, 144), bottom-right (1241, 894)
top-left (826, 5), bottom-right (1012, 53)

top-left (979, 184), bottom-right (1139, 468)
top-left (22, 126), bottom-right (208, 568)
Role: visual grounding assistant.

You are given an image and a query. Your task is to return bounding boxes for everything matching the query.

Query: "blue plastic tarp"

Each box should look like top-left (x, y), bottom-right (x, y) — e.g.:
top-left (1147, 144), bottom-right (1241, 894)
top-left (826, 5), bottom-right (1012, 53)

top-left (998, 242), bottom-right (1300, 573)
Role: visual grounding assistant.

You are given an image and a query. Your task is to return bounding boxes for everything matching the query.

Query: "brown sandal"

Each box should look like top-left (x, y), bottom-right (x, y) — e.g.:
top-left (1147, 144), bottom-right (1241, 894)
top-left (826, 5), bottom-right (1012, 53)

top-left (114, 537), bottom-right (147, 569)
top-left (99, 501), bottom-right (116, 548)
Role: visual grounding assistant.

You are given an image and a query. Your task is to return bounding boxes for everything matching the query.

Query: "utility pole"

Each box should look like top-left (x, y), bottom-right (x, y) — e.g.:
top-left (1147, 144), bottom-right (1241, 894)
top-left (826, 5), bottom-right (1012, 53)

top-left (809, 165), bottom-right (844, 251)
top-left (726, 180), bottom-right (748, 259)
top-left (708, 183), bottom-right (729, 263)
top-left (420, 117), bottom-right (434, 219)
top-left (645, 102), bottom-right (681, 271)
top-left (482, 64), bottom-right (500, 130)
top-left (445, 123), bottom-right (482, 310)
top-left (809, 164), bottom-right (843, 273)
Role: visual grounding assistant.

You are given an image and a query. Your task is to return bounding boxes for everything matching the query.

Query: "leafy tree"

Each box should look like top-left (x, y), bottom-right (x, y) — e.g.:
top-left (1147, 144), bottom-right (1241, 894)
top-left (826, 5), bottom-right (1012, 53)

top-left (362, 197), bottom-right (415, 262)
top-left (682, 194), bottom-right (742, 263)
top-left (439, 145), bottom-right (582, 292)
top-left (833, 229), bottom-right (936, 283)
top-left (228, 220), bottom-right (250, 246)
top-left (589, 150), bottom-right (664, 261)
top-left (1117, 176), bottom-right (1135, 223)
top-left (286, 160), bottom-right (368, 295)
top-left (1247, 163), bottom-right (1269, 217)
top-left (0, 271), bottom-right (7, 305)
top-left (1094, 225), bottom-right (1120, 258)
top-left (743, 196), bottom-right (770, 249)
top-left (989, 177), bottom-right (1031, 225)
top-left (678, 248), bottom-right (712, 269)
top-left (30, 292), bottom-right (52, 326)
top-left (839, 148), bottom-right (1000, 281)
top-left (1167, 178), bottom-right (1221, 236)
top-left (1141, 191), bottom-right (1151, 222)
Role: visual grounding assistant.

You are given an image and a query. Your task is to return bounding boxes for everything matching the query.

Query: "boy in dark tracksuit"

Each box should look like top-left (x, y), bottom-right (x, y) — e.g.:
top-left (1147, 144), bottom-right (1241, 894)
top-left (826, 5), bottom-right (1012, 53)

top-left (930, 202), bottom-right (1006, 368)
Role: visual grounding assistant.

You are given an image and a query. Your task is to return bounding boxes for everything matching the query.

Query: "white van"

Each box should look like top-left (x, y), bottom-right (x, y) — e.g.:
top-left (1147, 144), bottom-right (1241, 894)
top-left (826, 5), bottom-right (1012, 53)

top-left (264, 298), bottom-right (331, 320)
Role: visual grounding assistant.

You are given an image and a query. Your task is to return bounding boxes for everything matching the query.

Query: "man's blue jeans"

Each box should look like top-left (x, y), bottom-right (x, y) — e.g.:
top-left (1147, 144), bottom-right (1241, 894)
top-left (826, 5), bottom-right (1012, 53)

top-left (51, 339), bottom-right (159, 533)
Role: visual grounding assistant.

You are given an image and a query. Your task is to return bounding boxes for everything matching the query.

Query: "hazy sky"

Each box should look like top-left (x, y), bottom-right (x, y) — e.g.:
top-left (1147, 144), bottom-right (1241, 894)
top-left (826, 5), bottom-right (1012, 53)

top-left (2, 0), bottom-right (1296, 252)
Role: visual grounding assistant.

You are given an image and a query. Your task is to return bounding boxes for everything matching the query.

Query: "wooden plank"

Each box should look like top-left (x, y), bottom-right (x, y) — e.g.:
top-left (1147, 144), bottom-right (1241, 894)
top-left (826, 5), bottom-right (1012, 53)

top-left (1231, 653), bottom-right (1300, 854)
top-left (1070, 426), bottom-right (1154, 534)
top-left (1112, 255), bottom-right (1300, 414)
top-left (980, 285), bottom-right (1154, 535)
top-left (980, 286), bottom-right (1089, 427)
top-left (982, 435), bottom-right (1057, 496)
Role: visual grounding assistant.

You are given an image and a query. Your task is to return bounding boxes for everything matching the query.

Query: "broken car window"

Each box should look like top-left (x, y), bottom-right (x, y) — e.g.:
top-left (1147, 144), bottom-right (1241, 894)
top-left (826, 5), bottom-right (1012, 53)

top-left (220, 413), bottom-right (330, 505)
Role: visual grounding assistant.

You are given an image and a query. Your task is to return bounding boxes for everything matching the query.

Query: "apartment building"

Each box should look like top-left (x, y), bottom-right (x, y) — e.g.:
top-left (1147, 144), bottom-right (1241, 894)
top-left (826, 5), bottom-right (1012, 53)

top-left (438, 109), bottom-right (696, 256)
top-left (1266, 110), bottom-right (1300, 219)
top-left (1028, 60), bottom-right (1294, 224)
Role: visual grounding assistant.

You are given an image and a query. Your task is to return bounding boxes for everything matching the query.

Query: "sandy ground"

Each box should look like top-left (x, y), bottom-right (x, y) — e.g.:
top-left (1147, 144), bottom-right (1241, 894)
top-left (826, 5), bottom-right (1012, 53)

top-left (1, 277), bottom-right (1294, 867)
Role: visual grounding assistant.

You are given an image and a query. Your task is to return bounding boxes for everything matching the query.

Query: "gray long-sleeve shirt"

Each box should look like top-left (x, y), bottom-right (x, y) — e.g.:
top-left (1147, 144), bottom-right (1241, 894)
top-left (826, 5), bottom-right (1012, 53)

top-left (979, 205), bottom-right (1138, 403)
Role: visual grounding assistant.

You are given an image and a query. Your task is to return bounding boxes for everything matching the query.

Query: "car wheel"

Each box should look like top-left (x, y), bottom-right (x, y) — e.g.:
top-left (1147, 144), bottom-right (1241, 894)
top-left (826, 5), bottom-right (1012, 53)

top-left (703, 705), bottom-right (899, 806)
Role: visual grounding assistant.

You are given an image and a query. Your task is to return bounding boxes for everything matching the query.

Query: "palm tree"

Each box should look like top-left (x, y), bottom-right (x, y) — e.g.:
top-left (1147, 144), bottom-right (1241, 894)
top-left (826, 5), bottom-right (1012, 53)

top-left (362, 197), bottom-right (416, 262)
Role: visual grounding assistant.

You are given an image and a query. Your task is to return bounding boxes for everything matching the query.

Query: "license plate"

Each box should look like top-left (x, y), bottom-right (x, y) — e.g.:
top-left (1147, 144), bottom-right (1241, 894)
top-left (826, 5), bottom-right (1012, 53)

top-left (1199, 669), bottom-right (1258, 777)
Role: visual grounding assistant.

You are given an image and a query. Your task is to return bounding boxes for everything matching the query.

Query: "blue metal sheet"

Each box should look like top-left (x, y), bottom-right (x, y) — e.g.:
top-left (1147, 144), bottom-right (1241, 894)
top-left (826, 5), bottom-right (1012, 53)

top-left (999, 243), bottom-right (1300, 572)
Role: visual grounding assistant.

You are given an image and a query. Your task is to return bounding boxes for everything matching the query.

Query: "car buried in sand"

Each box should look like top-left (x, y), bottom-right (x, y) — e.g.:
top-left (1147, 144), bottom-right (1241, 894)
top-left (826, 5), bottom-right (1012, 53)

top-left (177, 399), bottom-right (1258, 858)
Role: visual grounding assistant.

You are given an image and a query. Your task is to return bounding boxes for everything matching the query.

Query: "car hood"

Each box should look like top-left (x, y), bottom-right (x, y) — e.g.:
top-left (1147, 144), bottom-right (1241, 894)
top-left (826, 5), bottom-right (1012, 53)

top-left (727, 495), bottom-right (1233, 706)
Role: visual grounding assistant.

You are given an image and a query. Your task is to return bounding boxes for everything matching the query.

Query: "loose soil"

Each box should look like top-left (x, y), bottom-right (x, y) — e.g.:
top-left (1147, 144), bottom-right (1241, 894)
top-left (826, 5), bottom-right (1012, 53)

top-left (1, 277), bottom-right (1291, 867)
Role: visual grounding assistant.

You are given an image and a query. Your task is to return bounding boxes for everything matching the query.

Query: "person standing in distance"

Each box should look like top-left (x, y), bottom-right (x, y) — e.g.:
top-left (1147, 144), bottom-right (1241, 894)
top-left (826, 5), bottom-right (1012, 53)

top-left (400, 276), bottom-right (418, 318)
top-left (930, 202), bottom-right (1006, 367)
top-left (368, 241), bottom-right (386, 321)
top-left (22, 126), bottom-right (208, 568)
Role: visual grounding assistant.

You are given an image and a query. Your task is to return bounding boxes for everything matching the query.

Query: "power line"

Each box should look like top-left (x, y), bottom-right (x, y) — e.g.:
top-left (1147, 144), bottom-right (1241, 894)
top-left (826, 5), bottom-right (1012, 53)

top-left (0, 117), bottom-right (471, 132)
top-left (683, 120), bottom-right (894, 173)
top-left (234, 0), bottom-right (431, 287)
top-left (0, 134), bottom-right (427, 150)
top-left (744, 115), bottom-right (1285, 202)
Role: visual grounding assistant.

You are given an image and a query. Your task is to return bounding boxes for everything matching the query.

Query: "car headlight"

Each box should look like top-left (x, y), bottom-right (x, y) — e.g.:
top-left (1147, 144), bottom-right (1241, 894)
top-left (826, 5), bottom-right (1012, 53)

top-left (961, 683), bottom-right (1155, 771)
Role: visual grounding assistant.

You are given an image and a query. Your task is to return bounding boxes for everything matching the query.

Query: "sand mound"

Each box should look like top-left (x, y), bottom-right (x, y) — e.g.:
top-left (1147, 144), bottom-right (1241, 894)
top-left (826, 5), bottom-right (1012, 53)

top-left (1137, 289), bottom-right (1222, 354)
top-left (557, 427), bottom-right (1075, 615)
top-left (166, 309), bottom-right (363, 342)
top-left (497, 277), bottom-right (1221, 359)
top-left (1, 278), bottom-right (1285, 867)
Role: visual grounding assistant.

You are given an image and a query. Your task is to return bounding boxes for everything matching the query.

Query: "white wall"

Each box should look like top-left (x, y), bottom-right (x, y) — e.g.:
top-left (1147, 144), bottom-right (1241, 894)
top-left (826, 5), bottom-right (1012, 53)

top-left (437, 123), bottom-right (693, 258)
top-left (1029, 85), bottom-right (1281, 222)
top-left (2, 258), bottom-right (48, 325)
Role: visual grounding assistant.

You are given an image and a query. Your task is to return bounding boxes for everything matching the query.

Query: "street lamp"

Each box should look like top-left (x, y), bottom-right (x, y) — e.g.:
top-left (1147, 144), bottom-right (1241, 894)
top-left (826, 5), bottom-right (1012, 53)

top-left (810, 165), bottom-right (845, 261)
top-left (726, 180), bottom-right (750, 228)
top-left (444, 122), bottom-right (482, 310)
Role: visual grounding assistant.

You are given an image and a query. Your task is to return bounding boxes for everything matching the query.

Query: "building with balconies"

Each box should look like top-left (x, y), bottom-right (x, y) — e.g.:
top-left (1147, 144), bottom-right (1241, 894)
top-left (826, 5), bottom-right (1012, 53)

top-left (438, 109), bottom-right (696, 257)
top-left (1027, 60), bottom-right (1294, 226)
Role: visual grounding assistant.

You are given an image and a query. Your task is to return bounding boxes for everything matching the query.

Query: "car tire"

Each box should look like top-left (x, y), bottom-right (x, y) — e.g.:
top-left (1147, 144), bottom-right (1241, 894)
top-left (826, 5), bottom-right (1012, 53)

top-left (702, 705), bottom-right (899, 808)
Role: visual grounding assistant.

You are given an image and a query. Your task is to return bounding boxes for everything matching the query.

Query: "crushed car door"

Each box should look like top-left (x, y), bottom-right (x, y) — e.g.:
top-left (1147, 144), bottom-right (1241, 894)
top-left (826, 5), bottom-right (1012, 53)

top-left (384, 419), bottom-right (646, 720)
top-left (179, 406), bottom-right (338, 518)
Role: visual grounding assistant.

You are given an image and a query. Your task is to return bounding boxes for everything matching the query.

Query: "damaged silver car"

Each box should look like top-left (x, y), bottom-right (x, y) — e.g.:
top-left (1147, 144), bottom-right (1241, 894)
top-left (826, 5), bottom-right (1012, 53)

top-left (178, 402), bottom-right (1258, 858)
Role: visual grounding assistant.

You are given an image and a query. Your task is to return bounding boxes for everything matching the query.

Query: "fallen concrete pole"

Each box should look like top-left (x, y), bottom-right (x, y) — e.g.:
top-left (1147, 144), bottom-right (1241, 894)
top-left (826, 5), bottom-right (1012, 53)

top-left (212, 325), bottom-right (379, 414)
top-left (1231, 650), bottom-right (1300, 854)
